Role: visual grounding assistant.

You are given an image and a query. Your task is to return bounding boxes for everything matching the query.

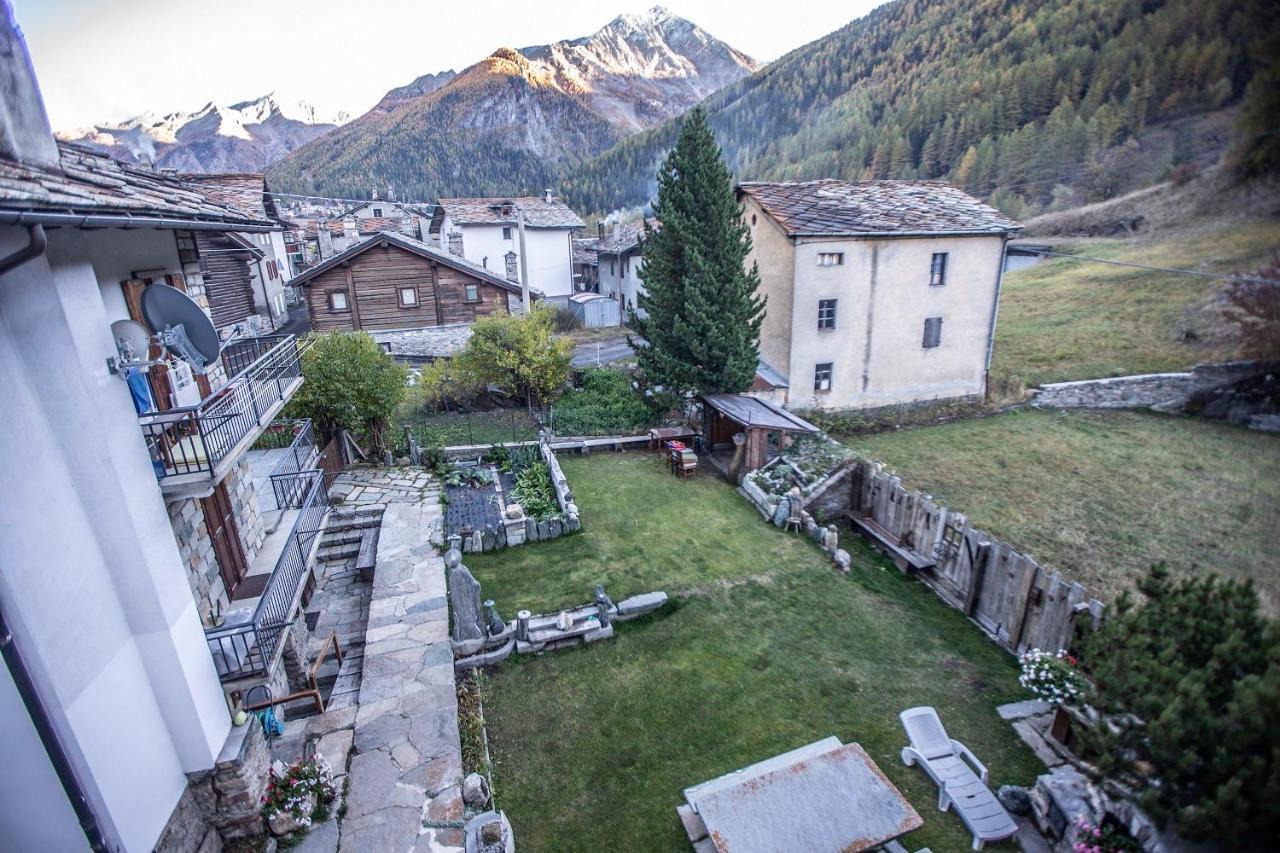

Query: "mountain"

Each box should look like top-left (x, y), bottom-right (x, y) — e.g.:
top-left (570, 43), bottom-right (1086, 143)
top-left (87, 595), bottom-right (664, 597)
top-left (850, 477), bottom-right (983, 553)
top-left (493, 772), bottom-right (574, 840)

top-left (267, 7), bottom-right (757, 200)
top-left (563, 0), bottom-right (1268, 218)
top-left (57, 93), bottom-right (349, 173)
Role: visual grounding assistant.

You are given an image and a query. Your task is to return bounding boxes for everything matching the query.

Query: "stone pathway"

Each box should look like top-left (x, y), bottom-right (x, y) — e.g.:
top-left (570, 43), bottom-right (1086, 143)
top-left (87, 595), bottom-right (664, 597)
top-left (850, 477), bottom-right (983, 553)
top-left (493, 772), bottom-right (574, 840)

top-left (328, 471), bottom-right (463, 853)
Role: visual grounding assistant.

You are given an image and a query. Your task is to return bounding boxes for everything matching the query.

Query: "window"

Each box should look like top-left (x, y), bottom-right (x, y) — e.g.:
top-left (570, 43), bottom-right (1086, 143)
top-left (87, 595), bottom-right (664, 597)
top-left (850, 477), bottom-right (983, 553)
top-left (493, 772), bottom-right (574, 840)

top-left (814, 362), bottom-right (833, 392)
top-left (610, 259), bottom-right (616, 276)
top-left (818, 252), bottom-right (844, 267)
top-left (398, 286), bottom-right (418, 308)
top-left (266, 259), bottom-right (277, 280)
top-left (465, 284), bottom-right (480, 303)
top-left (327, 290), bottom-right (348, 312)
top-left (372, 207), bottom-right (383, 218)
top-left (502, 226), bottom-right (512, 240)
top-left (817, 298), bottom-right (837, 330)
top-left (923, 316), bottom-right (943, 348)
top-left (930, 252), bottom-right (948, 286)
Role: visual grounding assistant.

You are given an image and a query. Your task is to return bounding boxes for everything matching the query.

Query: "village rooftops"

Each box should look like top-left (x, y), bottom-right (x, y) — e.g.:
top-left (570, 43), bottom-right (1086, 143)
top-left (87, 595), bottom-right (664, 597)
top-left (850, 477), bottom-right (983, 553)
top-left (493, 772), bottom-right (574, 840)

top-left (178, 172), bottom-right (283, 223)
top-left (0, 142), bottom-right (276, 231)
top-left (289, 229), bottom-right (539, 297)
top-left (432, 195), bottom-right (585, 230)
top-left (737, 180), bottom-right (1020, 238)
top-left (594, 218), bottom-right (659, 255)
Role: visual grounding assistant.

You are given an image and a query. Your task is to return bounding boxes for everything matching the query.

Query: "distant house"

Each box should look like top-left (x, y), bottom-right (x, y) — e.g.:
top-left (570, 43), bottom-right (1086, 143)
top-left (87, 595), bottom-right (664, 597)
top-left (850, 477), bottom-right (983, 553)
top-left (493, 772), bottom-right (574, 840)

top-left (291, 230), bottom-right (529, 334)
top-left (595, 219), bottom-right (657, 318)
top-left (297, 201), bottom-right (433, 264)
top-left (737, 180), bottom-right (1020, 410)
top-left (572, 236), bottom-right (599, 293)
top-left (430, 192), bottom-right (584, 301)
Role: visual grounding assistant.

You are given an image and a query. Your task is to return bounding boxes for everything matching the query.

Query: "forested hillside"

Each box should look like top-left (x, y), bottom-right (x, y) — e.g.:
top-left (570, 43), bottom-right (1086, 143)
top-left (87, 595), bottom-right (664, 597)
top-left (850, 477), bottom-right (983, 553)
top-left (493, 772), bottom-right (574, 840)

top-left (564, 0), bottom-right (1269, 217)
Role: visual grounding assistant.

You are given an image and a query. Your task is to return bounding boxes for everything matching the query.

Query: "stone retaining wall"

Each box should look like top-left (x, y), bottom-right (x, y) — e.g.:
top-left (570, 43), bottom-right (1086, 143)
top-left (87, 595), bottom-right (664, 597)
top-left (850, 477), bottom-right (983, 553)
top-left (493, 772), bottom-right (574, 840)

top-left (1031, 361), bottom-right (1262, 410)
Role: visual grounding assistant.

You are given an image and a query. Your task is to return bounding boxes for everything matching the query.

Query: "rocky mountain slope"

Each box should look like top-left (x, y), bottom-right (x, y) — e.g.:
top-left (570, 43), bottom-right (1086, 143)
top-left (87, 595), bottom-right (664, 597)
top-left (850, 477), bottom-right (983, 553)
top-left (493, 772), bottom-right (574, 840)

top-left (57, 93), bottom-right (348, 173)
top-left (268, 7), bottom-right (757, 200)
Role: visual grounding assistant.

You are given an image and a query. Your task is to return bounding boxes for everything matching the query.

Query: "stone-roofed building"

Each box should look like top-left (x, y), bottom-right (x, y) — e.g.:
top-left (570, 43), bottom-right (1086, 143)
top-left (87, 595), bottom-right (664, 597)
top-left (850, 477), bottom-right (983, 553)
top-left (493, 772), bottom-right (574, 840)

top-left (737, 179), bottom-right (1020, 411)
top-left (594, 218), bottom-right (659, 317)
top-left (180, 173), bottom-right (294, 329)
top-left (429, 191), bottom-right (585, 301)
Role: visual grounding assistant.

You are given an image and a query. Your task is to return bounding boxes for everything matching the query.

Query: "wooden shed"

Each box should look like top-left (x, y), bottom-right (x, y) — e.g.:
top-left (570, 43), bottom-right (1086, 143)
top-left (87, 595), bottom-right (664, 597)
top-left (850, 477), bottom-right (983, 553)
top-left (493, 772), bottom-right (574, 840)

top-left (291, 231), bottom-right (526, 332)
top-left (700, 393), bottom-right (820, 481)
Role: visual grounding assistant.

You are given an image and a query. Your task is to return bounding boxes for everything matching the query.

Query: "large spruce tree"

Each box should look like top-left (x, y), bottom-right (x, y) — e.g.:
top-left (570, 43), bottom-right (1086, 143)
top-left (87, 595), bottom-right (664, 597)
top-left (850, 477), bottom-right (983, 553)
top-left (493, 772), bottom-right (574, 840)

top-left (629, 108), bottom-right (765, 396)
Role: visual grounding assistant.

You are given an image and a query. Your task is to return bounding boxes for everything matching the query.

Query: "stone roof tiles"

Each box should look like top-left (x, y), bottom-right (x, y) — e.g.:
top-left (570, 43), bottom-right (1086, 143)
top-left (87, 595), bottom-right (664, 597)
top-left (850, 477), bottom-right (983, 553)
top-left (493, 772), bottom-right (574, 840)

top-left (0, 143), bottom-right (274, 228)
top-left (737, 180), bottom-right (1020, 237)
top-left (435, 196), bottom-right (585, 229)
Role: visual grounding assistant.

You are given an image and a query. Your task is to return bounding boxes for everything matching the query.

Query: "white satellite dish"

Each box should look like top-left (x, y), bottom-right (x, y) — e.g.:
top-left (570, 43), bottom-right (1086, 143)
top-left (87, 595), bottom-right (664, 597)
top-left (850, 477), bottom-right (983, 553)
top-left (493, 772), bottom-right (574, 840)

top-left (111, 319), bottom-right (151, 362)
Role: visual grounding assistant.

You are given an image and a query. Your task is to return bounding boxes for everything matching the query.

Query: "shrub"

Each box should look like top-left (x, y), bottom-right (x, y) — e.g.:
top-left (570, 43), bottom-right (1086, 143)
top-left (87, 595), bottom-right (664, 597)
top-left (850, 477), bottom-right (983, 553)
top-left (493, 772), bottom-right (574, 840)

top-left (1081, 564), bottom-right (1280, 843)
top-left (405, 359), bottom-right (486, 413)
top-left (552, 368), bottom-right (653, 436)
top-left (1224, 258), bottom-right (1280, 363)
top-left (456, 307), bottom-right (573, 407)
top-left (289, 332), bottom-right (406, 451)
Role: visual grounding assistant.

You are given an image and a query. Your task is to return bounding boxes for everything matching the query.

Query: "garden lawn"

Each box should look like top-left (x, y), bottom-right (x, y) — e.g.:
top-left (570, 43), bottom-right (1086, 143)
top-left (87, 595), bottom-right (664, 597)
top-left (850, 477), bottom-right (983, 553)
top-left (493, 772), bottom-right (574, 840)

top-left (464, 453), bottom-right (1042, 853)
top-left (990, 218), bottom-right (1277, 392)
top-left (851, 409), bottom-right (1280, 613)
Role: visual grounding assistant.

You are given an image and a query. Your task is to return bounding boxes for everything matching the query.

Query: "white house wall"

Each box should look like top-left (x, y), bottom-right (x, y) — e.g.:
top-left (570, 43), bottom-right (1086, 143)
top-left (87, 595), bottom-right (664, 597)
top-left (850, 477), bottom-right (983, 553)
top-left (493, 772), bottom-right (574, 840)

top-left (0, 225), bottom-right (232, 851)
top-left (447, 220), bottom-right (576, 298)
top-left (598, 249), bottom-right (646, 316)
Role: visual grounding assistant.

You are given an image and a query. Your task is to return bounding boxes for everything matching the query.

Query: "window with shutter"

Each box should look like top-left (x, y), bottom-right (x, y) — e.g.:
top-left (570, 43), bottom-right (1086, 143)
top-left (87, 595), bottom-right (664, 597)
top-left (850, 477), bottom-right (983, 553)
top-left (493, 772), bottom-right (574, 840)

top-left (923, 316), bottom-right (943, 348)
top-left (930, 253), bottom-right (948, 286)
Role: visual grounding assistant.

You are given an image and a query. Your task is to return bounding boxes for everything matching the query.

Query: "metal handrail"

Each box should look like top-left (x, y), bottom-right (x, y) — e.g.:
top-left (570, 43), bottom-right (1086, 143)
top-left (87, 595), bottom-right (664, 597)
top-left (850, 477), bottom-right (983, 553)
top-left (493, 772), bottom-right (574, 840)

top-left (205, 469), bottom-right (329, 681)
top-left (140, 335), bottom-right (302, 479)
top-left (268, 419), bottom-right (319, 509)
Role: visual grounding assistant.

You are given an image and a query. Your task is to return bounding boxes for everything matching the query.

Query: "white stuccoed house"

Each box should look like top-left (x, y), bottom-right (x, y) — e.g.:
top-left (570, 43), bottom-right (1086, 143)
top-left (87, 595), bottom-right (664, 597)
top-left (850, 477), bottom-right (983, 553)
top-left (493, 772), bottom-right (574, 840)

top-left (430, 192), bottom-right (585, 303)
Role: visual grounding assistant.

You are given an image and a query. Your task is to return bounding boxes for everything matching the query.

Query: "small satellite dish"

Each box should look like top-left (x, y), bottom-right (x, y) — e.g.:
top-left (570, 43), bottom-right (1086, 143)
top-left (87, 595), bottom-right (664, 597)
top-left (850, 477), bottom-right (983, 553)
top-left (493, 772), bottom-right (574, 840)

top-left (110, 319), bottom-right (151, 361)
top-left (141, 285), bottom-right (220, 373)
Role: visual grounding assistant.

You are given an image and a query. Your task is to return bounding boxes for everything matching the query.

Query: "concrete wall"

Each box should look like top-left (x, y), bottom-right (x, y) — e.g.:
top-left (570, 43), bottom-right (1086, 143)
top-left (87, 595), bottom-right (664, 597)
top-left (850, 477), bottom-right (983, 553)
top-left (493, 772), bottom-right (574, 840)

top-left (0, 225), bottom-right (233, 851)
top-left (744, 195), bottom-right (1004, 410)
top-left (443, 216), bottom-right (576, 298)
top-left (598, 248), bottom-right (645, 316)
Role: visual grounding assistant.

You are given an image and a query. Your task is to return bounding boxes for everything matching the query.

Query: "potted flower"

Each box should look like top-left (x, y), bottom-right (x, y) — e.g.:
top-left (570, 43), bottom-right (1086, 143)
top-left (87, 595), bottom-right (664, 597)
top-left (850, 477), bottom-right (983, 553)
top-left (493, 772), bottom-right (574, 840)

top-left (261, 755), bottom-right (337, 837)
top-left (1019, 648), bottom-right (1087, 743)
top-left (1072, 815), bottom-right (1144, 853)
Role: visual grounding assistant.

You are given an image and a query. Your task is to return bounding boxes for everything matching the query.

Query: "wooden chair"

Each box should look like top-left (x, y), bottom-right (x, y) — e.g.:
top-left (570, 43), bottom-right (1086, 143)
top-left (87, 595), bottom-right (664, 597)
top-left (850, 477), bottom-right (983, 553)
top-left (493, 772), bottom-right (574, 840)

top-left (675, 450), bottom-right (698, 479)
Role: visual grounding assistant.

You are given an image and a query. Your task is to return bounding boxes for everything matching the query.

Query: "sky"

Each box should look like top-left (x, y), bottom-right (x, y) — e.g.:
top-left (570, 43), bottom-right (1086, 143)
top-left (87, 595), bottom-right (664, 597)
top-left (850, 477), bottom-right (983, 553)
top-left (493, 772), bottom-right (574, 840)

top-left (12, 0), bottom-right (886, 131)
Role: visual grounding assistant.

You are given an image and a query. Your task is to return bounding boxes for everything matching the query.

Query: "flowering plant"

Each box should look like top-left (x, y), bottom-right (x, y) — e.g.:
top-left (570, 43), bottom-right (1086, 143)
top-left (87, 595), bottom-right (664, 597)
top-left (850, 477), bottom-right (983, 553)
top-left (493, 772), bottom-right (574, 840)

top-left (1072, 816), bottom-right (1144, 853)
top-left (261, 755), bottom-right (337, 829)
top-left (1019, 648), bottom-right (1087, 705)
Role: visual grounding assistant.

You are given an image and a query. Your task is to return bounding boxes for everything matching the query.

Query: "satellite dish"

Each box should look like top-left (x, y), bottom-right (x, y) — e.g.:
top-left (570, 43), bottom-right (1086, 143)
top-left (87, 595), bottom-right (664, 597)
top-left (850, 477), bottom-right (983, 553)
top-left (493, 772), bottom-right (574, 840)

top-left (141, 285), bottom-right (220, 373)
top-left (110, 319), bottom-right (151, 361)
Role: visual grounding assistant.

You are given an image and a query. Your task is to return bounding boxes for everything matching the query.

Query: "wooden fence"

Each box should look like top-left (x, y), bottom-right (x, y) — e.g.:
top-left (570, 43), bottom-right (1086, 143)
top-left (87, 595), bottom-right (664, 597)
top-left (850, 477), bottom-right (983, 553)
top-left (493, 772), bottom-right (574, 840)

top-left (845, 460), bottom-right (1103, 656)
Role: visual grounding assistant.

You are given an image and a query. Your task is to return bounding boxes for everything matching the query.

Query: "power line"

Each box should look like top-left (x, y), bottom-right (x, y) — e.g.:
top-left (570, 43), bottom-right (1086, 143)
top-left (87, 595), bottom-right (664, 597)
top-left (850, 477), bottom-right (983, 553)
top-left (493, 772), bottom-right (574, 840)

top-left (1039, 250), bottom-right (1280, 285)
top-left (266, 189), bottom-right (438, 209)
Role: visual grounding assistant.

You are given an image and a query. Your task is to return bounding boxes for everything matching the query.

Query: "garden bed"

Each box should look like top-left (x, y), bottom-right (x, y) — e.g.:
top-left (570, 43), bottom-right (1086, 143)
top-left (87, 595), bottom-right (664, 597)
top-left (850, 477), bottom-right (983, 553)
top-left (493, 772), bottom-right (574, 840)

top-left (442, 442), bottom-right (582, 553)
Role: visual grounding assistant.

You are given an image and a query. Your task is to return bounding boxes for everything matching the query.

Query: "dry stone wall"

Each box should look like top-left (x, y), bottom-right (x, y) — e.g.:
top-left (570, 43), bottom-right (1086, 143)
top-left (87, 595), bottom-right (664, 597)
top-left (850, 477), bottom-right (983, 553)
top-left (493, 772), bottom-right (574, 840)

top-left (1031, 361), bottom-right (1261, 410)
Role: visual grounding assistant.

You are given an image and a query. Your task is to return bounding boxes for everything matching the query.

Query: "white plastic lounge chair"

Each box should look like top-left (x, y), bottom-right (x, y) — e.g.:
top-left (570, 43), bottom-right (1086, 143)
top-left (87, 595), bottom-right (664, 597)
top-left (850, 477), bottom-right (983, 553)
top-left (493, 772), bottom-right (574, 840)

top-left (899, 706), bottom-right (1018, 851)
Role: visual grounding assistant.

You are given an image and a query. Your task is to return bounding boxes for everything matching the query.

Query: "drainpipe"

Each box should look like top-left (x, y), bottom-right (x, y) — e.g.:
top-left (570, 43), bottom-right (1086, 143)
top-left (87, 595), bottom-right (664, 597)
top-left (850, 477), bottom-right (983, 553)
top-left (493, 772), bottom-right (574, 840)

top-left (0, 599), bottom-right (113, 851)
top-left (0, 224), bottom-right (46, 276)
top-left (983, 235), bottom-right (1011, 402)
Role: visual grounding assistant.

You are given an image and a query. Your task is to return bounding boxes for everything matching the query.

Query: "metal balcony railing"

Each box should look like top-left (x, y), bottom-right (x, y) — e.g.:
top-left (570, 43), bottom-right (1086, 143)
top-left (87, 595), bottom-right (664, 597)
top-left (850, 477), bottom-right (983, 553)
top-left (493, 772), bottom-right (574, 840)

top-left (268, 419), bottom-right (319, 509)
top-left (139, 335), bottom-right (302, 481)
top-left (205, 469), bottom-right (329, 681)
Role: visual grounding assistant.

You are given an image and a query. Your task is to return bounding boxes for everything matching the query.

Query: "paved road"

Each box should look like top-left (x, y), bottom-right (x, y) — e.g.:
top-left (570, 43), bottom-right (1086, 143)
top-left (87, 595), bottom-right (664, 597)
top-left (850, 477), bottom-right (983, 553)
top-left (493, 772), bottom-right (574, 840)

top-left (571, 335), bottom-right (636, 367)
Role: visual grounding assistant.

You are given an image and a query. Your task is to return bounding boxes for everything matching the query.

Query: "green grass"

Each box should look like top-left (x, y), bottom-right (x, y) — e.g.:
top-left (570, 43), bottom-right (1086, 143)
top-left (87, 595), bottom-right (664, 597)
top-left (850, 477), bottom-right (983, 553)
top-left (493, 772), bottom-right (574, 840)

top-left (394, 408), bottom-right (542, 448)
top-left (465, 453), bottom-right (1042, 852)
top-left (851, 409), bottom-right (1280, 613)
top-left (991, 219), bottom-right (1279, 391)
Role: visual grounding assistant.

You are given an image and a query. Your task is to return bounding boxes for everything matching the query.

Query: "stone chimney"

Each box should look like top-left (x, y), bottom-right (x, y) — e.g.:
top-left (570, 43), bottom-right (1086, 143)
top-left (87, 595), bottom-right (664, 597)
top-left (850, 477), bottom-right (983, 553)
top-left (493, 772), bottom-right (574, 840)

top-left (597, 222), bottom-right (604, 238)
top-left (544, 188), bottom-right (553, 203)
top-left (447, 231), bottom-right (463, 257)
top-left (0, 1), bottom-right (59, 167)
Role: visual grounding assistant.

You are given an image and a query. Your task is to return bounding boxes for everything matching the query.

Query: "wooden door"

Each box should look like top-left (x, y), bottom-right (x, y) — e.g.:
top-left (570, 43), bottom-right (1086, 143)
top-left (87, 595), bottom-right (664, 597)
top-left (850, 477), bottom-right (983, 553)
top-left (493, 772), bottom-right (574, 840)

top-left (202, 482), bottom-right (248, 597)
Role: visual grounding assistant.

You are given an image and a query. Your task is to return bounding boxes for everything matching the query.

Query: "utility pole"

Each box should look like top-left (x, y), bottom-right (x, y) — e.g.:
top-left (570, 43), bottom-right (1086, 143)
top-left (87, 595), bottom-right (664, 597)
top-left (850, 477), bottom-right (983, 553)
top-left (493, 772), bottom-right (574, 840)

top-left (516, 205), bottom-right (530, 313)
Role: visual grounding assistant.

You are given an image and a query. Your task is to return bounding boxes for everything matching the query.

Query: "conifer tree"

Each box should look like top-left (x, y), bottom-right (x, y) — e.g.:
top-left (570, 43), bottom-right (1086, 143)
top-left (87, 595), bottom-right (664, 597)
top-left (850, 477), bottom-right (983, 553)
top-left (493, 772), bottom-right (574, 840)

top-left (629, 108), bottom-right (765, 396)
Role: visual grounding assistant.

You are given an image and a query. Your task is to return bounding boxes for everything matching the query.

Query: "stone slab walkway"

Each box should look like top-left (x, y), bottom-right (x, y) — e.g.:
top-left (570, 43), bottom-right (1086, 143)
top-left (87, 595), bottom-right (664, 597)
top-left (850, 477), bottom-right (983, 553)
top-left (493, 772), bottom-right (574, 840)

top-left (338, 479), bottom-right (463, 853)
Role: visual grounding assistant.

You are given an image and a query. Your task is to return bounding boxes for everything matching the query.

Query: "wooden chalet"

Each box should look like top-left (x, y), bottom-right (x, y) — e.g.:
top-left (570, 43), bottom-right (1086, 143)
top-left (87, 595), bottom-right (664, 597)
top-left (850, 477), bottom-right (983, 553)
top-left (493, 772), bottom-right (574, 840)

top-left (290, 231), bottom-right (529, 332)
top-left (195, 230), bottom-right (263, 329)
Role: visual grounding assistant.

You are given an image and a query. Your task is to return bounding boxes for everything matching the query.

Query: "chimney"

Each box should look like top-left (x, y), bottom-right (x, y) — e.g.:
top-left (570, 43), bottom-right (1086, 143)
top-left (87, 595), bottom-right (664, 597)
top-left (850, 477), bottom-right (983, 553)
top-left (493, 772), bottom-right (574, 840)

top-left (544, 187), bottom-right (553, 203)
top-left (0, 1), bottom-right (59, 166)
top-left (597, 222), bottom-right (604, 238)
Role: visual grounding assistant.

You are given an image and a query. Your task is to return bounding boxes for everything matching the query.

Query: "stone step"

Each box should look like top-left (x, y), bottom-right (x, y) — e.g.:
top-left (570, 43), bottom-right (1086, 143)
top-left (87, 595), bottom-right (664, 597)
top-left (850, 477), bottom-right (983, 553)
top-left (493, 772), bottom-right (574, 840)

top-left (322, 516), bottom-right (382, 535)
top-left (321, 530), bottom-right (366, 547)
top-left (318, 544), bottom-right (360, 562)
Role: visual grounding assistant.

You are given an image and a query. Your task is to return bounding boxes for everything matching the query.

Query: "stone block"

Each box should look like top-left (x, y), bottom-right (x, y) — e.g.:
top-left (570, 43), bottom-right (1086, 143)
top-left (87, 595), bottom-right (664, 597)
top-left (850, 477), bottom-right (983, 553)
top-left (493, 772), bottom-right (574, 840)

top-left (315, 729), bottom-right (354, 774)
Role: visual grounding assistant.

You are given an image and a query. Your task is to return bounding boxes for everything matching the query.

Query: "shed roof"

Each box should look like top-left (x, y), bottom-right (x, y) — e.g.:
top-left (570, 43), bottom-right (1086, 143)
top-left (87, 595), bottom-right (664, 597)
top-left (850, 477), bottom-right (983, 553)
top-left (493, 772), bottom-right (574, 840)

top-left (737, 180), bottom-right (1020, 237)
top-left (701, 394), bottom-right (818, 433)
top-left (432, 196), bottom-right (584, 230)
top-left (0, 142), bottom-right (276, 230)
top-left (289, 230), bottom-right (533, 296)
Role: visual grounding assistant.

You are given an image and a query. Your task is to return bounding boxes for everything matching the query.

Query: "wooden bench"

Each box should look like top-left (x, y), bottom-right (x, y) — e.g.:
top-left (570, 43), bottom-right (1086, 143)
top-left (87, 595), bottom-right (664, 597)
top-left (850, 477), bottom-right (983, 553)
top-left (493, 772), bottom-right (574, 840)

top-left (355, 527), bottom-right (378, 583)
top-left (242, 631), bottom-right (344, 716)
top-left (845, 512), bottom-right (936, 574)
